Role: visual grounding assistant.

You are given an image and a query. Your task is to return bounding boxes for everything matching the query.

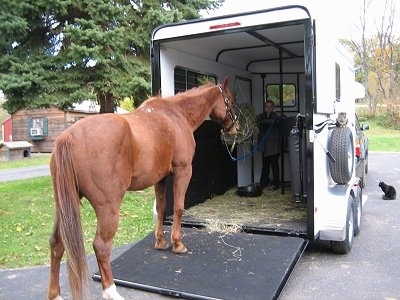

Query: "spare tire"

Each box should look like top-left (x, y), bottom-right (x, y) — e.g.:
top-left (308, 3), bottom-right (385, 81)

top-left (328, 126), bottom-right (354, 184)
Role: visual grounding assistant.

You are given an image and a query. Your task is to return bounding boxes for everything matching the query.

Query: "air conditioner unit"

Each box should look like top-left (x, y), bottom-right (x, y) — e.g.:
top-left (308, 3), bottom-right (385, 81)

top-left (30, 127), bottom-right (43, 136)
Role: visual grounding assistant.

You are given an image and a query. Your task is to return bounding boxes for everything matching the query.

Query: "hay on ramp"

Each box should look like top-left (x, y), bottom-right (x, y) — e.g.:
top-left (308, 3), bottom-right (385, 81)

top-left (183, 188), bottom-right (307, 232)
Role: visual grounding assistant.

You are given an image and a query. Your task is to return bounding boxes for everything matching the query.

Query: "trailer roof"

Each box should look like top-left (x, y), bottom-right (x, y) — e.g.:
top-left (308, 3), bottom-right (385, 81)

top-left (152, 6), bottom-right (311, 72)
top-left (152, 5), bottom-right (310, 41)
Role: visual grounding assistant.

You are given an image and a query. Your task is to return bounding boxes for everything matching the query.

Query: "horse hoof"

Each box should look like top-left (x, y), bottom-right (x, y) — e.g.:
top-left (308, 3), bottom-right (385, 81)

top-left (173, 245), bottom-right (187, 254)
top-left (154, 241), bottom-right (169, 250)
top-left (102, 283), bottom-right (124, 300)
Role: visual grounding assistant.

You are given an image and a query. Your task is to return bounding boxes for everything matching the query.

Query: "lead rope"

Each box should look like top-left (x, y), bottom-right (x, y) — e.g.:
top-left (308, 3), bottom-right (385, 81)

top-left (223, 117), bottom-right (277, 162)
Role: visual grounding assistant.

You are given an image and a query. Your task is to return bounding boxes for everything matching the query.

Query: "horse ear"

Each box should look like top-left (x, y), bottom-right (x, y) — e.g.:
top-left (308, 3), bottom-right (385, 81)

top-left (223, 77), bottom-right (229, 89)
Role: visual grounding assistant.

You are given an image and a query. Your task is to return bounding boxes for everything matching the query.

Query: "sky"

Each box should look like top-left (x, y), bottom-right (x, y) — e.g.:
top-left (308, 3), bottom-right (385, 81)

top-left (203, 0), bottom-right (399, 40)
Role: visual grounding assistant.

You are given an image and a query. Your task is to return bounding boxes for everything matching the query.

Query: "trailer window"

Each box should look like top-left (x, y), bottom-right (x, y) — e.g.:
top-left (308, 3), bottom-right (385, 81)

top-left (335, 63), bottom-right (341, 102)
top-left (174, 67), bottom-right (217, 93)
top-left (266, 84), bottom-right (296, 108)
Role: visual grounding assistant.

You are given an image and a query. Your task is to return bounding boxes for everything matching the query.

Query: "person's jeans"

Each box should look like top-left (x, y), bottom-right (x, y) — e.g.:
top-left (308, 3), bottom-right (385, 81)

top-left (260, 153), bottom-right (280, 187)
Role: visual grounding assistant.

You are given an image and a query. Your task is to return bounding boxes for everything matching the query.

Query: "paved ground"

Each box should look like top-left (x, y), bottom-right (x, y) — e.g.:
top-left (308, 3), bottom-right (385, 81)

top-left (280, 153), bottom-right (400, 299)
top-left (0, 165), bottom-right (50, 182)
top-left (0, 152), bottom-right (399, 299)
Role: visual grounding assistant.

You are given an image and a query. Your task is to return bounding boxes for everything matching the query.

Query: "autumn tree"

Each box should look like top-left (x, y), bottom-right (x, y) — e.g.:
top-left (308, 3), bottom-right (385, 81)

top-left (343, 0), bottom-right (400, 124)
top-left (0, 0), bottom-right (222, 114)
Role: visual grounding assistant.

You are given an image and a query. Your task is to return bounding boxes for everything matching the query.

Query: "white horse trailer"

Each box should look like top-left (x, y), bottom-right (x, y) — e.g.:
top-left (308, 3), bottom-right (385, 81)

top-left (107, 2), bottom-right (366, 299)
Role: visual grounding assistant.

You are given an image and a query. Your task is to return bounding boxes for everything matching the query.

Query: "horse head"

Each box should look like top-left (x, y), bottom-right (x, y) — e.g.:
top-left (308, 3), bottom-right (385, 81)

top-left (213, 77), bottom-right (238, 135)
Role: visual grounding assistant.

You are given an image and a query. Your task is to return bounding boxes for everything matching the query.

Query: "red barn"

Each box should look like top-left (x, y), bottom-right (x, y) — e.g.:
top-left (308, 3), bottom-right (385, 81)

top-left (1, 117), bottom-right (12, 142)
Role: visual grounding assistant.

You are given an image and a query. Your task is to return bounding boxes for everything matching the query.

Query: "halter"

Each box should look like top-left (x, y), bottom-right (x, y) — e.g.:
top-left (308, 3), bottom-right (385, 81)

top-left (216, 85), bottom-right (238, 132)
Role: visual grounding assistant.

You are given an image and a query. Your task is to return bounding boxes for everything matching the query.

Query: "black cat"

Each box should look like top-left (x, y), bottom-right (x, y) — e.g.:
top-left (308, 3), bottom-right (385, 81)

top-left (378, 181), bottom-right (396, 200)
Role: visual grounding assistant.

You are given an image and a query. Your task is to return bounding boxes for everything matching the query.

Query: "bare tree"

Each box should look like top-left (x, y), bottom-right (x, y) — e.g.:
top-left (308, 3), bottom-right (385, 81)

top-left (345, 0), bottom-right (399, 121)
top-left (374, 0), bottom-right (399, 116)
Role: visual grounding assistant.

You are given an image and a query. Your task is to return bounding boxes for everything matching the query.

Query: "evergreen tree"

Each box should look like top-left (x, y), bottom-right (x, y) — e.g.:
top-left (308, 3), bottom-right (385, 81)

top-left (0, 0), bottom-right (222, 113)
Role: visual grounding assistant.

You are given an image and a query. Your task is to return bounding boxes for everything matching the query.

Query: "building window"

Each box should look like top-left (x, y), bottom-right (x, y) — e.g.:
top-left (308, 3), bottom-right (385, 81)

top-left (28, 117), bottom-right (48, 140)
top-left (174, 67), bottom-right (217, 94)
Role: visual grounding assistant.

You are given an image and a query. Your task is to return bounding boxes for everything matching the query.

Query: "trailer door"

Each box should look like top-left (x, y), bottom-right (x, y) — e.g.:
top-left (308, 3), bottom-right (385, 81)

top-left (93, 227), bottom-right (307, 300)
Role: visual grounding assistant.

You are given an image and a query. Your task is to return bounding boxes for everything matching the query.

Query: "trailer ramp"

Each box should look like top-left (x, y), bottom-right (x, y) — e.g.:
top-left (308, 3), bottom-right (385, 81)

top-left (93, 227), bottom-right (307, 300)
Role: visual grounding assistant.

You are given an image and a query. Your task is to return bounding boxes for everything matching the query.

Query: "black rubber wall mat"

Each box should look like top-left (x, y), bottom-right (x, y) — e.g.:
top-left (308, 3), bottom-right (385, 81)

top-left (93, 227), bottom-right (307, 300)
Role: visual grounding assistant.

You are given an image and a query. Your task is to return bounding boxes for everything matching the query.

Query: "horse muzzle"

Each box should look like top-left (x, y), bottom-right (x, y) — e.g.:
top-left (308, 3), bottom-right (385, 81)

top-left (222, 116), bottom-right (239, 135)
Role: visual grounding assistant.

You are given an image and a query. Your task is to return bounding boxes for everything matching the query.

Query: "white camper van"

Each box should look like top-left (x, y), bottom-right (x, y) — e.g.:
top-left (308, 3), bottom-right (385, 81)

top-left (101, 3), bottom-right (366, 299)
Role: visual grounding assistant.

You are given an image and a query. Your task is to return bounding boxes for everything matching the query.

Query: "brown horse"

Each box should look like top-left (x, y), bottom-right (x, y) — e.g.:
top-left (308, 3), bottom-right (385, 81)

top-left (47, 78), bottom-right (237, 300)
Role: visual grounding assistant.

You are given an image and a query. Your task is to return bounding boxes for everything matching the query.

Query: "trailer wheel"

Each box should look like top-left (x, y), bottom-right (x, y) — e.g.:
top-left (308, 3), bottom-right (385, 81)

top-left (353, 187), bottom-right (362, 236)
top-left (331, 197), bottom-right (354, 254)
top-left (328, 126), bottom-right (354, 184)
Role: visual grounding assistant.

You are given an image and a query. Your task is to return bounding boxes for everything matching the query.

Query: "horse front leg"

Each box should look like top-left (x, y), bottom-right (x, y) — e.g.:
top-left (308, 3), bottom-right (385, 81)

top-left (154, 178), bottom-right (169, 250)
top-left (171, 166), bottom-right (192, 254)
top-left (48, 218), bottom-right (65, 300)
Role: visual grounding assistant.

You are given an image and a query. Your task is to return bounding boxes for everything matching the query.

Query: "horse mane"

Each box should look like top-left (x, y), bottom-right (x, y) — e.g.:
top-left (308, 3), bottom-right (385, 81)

top-left (141, 95), bottom-right (163, 105)
top-left (178, 82), bottom-right (215, 94)
top-left (166, 82), bottom-right (215, 101)
top-left (139, 82), bottom-right (216, 108)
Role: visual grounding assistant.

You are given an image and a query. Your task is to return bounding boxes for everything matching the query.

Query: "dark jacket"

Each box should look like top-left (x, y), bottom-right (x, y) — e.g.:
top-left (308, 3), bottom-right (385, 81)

top-left (257, 111), bottom-right (282, 156)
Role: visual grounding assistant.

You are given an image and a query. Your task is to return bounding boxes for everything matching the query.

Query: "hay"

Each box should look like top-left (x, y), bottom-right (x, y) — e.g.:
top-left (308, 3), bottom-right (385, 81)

top-left (183, 187), bottom-right (307, 231)
top-left (220, 103), bottom-right (258, 145)
top-left (202, 219), bottom-right (243, 233)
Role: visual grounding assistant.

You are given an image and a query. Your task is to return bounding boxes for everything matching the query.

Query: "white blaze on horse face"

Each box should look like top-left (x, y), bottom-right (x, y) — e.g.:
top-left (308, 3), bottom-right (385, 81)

top-left (102, 283), bottom-right (124, 300)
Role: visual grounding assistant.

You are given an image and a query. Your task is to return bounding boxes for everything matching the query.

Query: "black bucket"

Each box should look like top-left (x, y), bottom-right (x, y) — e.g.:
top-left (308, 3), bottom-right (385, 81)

top-left (236, 183), bottom-right (262, 197)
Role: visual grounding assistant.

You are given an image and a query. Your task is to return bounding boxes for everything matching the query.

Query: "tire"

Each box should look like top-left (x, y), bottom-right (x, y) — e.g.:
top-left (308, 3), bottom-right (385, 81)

top-left (331, 197), bottom-right (354, 254)
top-left (353, 187), bottom-right (362, 236)
top-left (360, 160), bottom-right (366, 188)
top-left (328, 126), bottom-right (354, 184)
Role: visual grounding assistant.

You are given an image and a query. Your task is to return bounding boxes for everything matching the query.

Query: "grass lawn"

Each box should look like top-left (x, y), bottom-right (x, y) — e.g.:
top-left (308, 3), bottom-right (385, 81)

top-left (0, 153), bottom-right (51, 170)
top-left (362, 119), bottom-right (400, 152)
top-left (0, 176), bottom-right (154, 268)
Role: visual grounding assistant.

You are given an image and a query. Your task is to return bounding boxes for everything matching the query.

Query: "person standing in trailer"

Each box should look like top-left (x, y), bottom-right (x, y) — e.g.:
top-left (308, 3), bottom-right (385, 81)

top-left (257, 100), bottom-right (283, 190)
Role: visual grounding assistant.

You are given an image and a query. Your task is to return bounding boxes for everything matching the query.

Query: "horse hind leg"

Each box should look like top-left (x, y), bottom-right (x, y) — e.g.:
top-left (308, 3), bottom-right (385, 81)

top-left (48, 218), bottom-right (65, 300)
top-left (154, 179), bottom-right (169, 250)
top-left (92, 204), bottom-right (124, 300)
top-left (171, 206), bottom-right (187, 254)
top-left (170, 167), bottom-right (191, 254)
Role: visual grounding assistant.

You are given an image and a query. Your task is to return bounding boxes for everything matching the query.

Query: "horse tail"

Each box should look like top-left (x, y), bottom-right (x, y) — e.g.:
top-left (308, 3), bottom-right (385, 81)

top-left (52, 133), bottom-right (88, 300)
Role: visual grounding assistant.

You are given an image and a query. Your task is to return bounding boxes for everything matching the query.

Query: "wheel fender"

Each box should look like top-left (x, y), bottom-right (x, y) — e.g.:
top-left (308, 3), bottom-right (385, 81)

top-left (331, 195), bottom-right (355, 254)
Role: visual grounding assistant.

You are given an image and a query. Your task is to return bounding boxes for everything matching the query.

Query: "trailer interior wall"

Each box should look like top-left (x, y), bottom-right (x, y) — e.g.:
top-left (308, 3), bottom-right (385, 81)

top-left (158, 47), bottom-right (252, 98)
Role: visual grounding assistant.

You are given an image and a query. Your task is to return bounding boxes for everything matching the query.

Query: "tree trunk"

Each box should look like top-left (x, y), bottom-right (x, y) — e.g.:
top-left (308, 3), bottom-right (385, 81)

top-left (98, 91), bottom-right (115, 114)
